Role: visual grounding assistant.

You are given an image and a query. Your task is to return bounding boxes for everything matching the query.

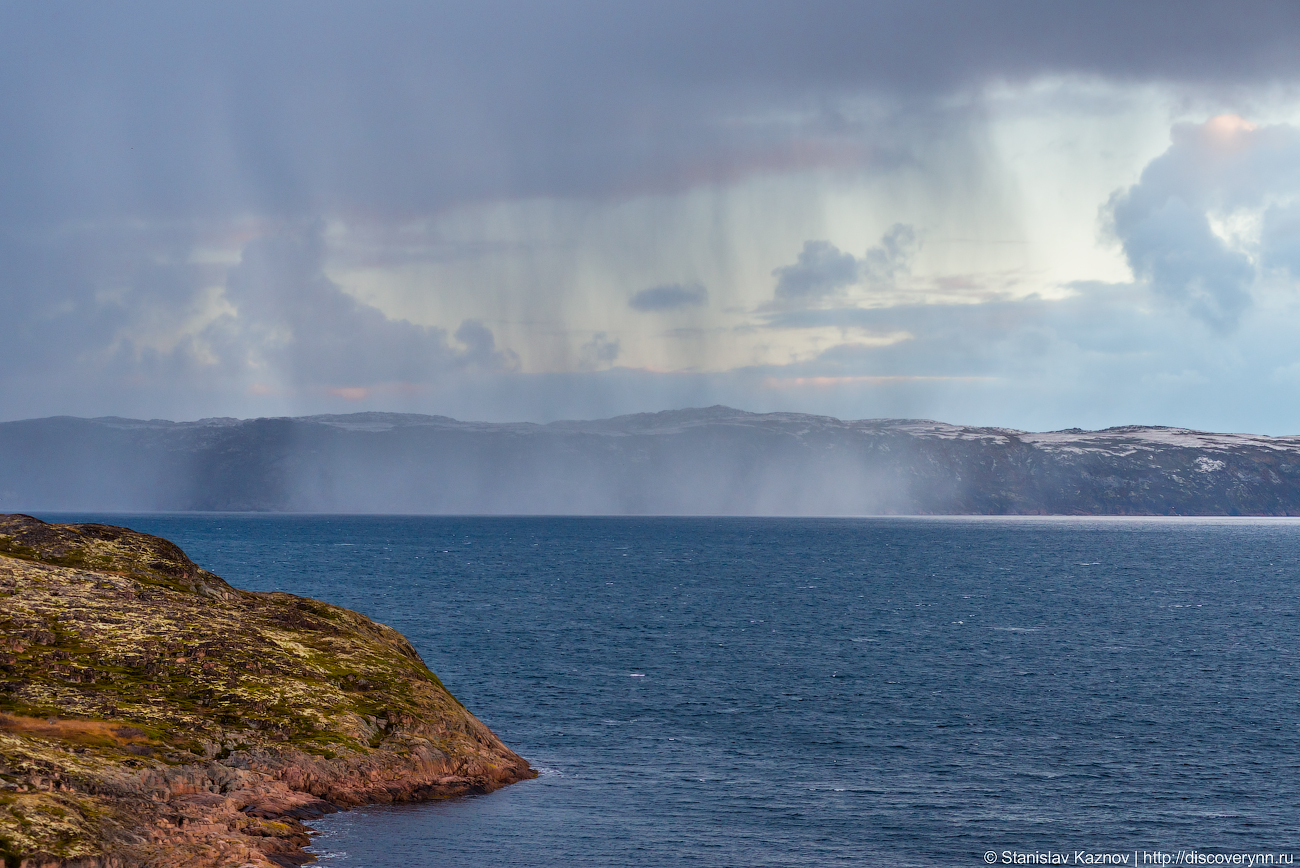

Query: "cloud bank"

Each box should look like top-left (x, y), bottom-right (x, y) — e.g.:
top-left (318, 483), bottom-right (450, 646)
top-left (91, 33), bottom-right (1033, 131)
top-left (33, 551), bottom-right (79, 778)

top-left (5, 4), bottom-right (1300, 431)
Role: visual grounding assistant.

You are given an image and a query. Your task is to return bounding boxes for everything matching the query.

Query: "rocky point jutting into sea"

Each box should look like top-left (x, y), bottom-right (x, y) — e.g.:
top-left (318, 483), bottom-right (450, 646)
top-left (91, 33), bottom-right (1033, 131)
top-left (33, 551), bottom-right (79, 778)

top-left (0, 514), bottom-right (534, 867)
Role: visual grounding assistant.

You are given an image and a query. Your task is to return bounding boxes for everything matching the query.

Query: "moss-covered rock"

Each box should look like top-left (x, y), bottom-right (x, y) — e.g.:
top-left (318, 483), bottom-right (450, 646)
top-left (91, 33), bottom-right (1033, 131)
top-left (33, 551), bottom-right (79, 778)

top-left (0, 514), bottom-right (533, 867)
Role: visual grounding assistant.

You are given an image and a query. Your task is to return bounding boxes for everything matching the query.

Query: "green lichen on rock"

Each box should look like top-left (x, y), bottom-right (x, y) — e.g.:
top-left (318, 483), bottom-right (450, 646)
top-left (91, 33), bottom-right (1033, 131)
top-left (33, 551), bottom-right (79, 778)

top-left (0, 514), bottom-right (534, 867)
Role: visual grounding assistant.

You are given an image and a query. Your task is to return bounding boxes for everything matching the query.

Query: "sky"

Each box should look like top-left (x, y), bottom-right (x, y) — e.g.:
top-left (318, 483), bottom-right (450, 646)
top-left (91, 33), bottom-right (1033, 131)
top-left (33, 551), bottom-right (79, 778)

top-left (6, 2), bottom-right (1300, 432)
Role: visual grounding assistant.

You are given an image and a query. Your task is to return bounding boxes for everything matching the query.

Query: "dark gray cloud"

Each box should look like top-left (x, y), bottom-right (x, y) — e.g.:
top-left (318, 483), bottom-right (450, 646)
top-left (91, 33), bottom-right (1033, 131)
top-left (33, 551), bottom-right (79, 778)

top-left (773, 242), bottom-right (860, 300)
top-left (3, 2), bottom-right (1300, 224)
top-left (455, 320), bottom-right (519, 372)
top-left (772, 224), bottom-right (917, 302)
top-left (630, 282), bottom-right (708, 312)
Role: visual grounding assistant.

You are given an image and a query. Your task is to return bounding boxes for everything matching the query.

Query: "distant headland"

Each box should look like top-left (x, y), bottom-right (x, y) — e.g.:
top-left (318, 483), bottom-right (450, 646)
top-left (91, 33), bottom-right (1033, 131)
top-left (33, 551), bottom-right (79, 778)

top-left (0, 514), bottom-right (534, 867)
top-left (3, 407), bottom-right (1300, 515)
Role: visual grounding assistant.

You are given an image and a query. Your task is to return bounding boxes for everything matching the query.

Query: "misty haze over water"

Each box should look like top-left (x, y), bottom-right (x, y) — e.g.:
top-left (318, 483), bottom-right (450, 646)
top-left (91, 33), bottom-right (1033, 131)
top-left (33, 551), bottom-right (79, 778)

top-left (7, 407), bottom-right (1300, 516)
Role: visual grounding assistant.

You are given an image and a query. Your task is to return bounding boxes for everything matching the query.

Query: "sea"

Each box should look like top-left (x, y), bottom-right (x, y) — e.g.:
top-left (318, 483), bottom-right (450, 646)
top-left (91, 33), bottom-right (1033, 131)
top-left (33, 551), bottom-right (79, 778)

top-left (39, 515), bottom-right (1300, 866)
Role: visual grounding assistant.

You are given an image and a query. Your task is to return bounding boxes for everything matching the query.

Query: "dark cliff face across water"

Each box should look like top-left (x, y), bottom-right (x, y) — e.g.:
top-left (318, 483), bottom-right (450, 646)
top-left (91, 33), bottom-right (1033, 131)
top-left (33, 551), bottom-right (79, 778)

top-left (44, 514), bottom-right (1300, 867)
top-left (8, 407), bottom-right (1300, 514)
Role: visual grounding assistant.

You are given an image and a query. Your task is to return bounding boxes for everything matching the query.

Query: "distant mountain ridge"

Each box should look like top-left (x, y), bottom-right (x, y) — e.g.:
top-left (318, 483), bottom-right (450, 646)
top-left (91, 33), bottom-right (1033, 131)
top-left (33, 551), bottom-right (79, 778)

top-left (3, 407), bottom-right (1300, 514)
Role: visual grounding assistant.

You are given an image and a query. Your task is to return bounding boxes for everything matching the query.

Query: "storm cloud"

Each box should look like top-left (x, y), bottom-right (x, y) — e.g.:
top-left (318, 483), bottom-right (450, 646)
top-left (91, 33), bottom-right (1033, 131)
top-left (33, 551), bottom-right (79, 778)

top-left (5, 3), bottom-right (1300, 431)
top-left (630, 283), bottom-right (709, 312)
top-left (4, 2), bottom-right (1300, 225)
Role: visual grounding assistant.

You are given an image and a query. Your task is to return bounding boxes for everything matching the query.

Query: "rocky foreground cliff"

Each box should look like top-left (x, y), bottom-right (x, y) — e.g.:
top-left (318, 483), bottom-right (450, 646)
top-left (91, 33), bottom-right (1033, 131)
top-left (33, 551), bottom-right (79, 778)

top-left (0, 514), bottom-right (534, 867)
top-left (3, 407), bottom-right (1300, 514)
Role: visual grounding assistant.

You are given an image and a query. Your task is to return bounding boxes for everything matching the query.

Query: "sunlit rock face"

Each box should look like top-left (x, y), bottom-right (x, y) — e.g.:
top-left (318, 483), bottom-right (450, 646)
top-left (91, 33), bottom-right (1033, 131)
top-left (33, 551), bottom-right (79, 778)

top-left (3, 407), bottom-right (1300, 515)
top-left (0, 514), bottom-right (534, 867)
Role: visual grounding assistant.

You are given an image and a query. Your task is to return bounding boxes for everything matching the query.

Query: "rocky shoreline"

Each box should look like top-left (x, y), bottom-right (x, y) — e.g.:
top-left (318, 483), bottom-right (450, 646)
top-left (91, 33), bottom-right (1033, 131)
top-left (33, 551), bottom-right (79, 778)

top-left (0, 514), bottom-right (534, 867)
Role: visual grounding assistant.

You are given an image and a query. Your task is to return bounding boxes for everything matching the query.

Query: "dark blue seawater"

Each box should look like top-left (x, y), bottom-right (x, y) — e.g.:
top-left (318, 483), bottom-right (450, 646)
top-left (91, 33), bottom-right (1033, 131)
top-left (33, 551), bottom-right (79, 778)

top-left (39, 515), bottom-right (1300, 866)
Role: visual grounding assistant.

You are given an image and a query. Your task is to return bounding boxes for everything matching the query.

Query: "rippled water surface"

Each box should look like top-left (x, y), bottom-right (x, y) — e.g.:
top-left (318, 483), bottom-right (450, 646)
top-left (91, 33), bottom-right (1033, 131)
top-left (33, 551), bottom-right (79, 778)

top-left (46, 516), bottom-right (1300, 866)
